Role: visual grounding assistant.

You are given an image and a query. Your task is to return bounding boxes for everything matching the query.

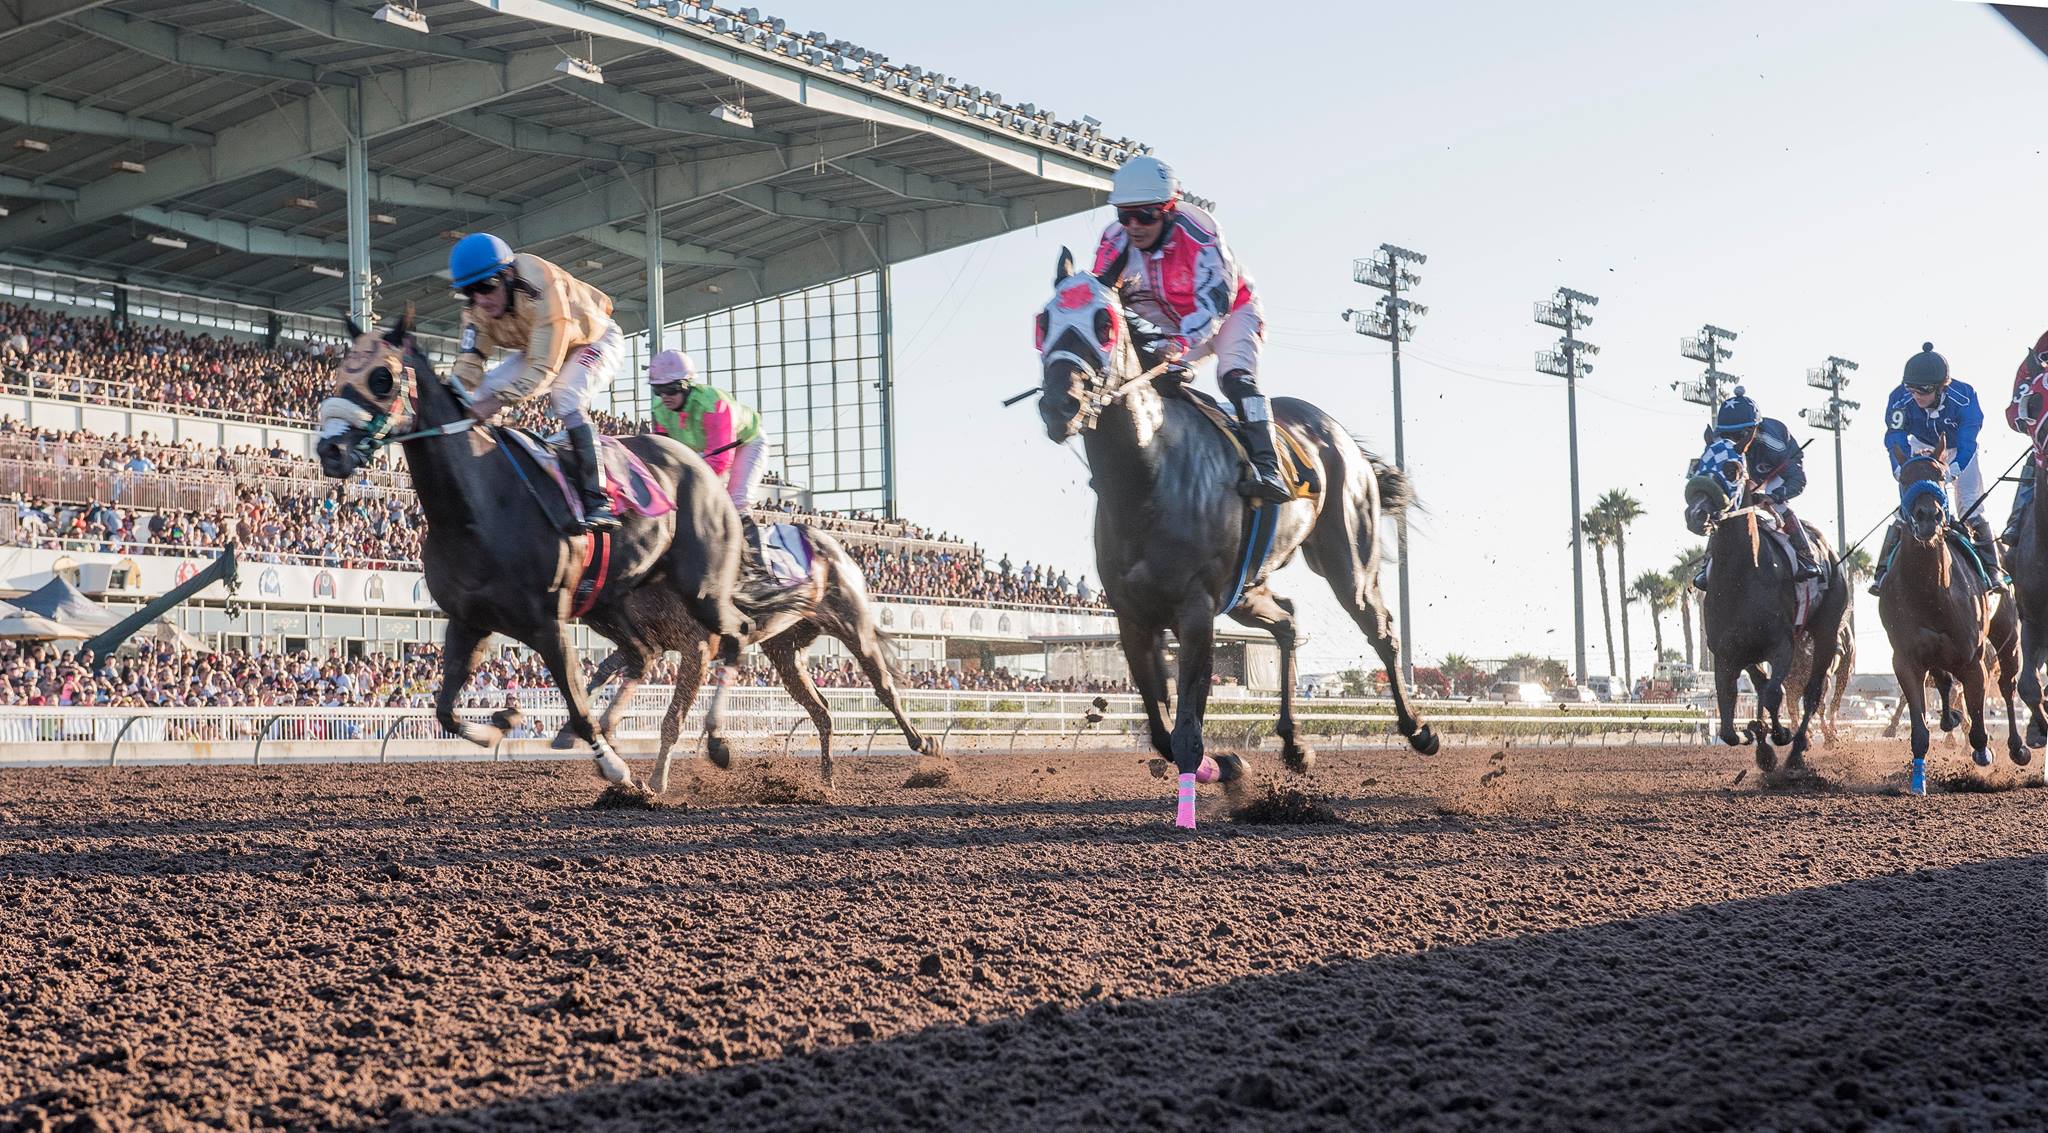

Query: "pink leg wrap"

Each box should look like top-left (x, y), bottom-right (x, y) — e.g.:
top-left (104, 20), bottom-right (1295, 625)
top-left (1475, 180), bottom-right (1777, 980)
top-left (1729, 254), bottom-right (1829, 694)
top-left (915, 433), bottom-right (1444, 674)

top-left (1196, 755), bottom-right (1220, 784)
top-left (1176, 773), bottom-right (1198, 829)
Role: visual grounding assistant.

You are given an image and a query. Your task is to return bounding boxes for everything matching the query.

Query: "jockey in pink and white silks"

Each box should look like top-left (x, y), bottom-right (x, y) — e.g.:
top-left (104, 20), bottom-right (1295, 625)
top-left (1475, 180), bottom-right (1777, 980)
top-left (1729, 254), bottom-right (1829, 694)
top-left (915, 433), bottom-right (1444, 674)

top-left (647, 349), bottom-right (770, 517)
top-left (1091, 156), bottom-right (1290, 503)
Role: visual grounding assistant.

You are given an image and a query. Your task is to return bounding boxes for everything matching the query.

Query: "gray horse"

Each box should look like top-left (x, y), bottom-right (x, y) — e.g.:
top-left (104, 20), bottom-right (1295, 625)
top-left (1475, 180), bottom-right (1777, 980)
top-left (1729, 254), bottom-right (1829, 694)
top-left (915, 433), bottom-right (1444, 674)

top-left (1034, 250), bottom-right (1435, 828)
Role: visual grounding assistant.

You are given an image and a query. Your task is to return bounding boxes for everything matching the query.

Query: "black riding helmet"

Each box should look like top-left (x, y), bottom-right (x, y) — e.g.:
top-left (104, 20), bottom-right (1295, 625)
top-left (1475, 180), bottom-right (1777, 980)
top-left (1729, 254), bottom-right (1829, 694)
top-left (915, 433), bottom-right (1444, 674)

top-left (1903, 342), bottom-right (1949, 392)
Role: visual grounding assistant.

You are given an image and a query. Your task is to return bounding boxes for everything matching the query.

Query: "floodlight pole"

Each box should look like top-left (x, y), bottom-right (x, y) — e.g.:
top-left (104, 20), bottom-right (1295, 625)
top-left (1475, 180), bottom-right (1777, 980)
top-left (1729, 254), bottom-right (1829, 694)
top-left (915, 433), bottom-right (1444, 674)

top-left (1675, 324), bottom-right (1738, 419)
top-left (1801, 356), bottom-right (1859, 548)
top-left (1347, 244), bottom-right (1427, 689)
top-left (1536, 288), bottom-right (1598, 685)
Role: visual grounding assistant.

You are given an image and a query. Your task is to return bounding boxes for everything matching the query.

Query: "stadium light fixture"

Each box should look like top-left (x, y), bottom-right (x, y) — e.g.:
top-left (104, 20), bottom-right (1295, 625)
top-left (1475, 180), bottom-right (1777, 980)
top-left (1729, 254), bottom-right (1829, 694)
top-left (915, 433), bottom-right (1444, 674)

top-left (439, 230), bottom-right (467, 241)
top-left (372, 3), bottom-right (429, 34)
top-left (578, 259), bottom-right (604, 271)
top-left (711, 102), bottom-right (754, 128)
top-left (285, 196), bottom-right (319, 211)
top-left (13, 139), bottom-right (49, 153)
top-left (0, 207), bottom-right (9, 218)
top-left (111, 160), bottom-right (146, 174)
top-left (308, 265), bottom-right (345, 278)
top-left (146, 234), bottom-right (187, 250)
top-left (554, 56), bottom-right (605, 84)
top-left (370, 213), bottom-right (397, 226)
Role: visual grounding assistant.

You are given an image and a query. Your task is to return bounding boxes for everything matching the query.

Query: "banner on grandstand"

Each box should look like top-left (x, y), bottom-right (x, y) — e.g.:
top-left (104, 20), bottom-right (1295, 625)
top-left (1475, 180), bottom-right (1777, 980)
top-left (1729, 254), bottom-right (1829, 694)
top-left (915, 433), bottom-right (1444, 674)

top-left (0, 547), bottom-right (435, 611)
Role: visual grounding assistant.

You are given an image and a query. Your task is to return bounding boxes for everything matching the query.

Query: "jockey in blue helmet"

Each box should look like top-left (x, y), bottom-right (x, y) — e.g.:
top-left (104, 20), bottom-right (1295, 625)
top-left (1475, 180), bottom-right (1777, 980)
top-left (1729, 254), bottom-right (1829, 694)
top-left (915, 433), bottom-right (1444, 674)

top-left (446, 232), bottom-right (623, 532)
top-left (1870, 342), bottom-right (2001, 594)
top-left (1687, 387), bottom-right (1824, 582)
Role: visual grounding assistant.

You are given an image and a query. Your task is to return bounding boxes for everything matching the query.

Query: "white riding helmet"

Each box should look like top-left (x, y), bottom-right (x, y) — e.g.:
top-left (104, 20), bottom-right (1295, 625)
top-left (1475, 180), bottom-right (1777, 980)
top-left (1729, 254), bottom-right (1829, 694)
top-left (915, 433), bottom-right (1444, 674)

top-left (649, 349), bottom-right (697, 386)
top-left (1108, 156), bottom-right (1179, 207)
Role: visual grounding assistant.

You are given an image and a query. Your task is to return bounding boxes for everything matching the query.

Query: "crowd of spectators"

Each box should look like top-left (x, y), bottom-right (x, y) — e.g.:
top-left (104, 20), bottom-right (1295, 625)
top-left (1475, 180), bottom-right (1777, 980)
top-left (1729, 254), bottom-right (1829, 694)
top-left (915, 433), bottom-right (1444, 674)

top-left (843, 543), bottom-right (1106, 611)
top-left (0, 639), bottom-right (1127, 707)
top-left (10, 485), bottom-right (425, 569)
top-left (0, 301), bottom-right (638, 435)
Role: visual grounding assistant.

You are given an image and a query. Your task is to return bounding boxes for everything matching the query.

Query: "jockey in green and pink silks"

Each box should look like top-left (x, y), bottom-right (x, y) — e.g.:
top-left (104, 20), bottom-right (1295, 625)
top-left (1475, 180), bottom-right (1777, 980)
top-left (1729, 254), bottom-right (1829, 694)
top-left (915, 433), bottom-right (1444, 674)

top-left (647, 349), bottom-right (769, 514)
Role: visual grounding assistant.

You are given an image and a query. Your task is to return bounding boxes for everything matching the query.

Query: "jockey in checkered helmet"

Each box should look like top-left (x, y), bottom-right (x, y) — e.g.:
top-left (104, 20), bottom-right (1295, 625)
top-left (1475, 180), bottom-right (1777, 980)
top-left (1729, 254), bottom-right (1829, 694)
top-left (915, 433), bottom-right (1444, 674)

top-left (1689, 387), bottom-right (1825, 583)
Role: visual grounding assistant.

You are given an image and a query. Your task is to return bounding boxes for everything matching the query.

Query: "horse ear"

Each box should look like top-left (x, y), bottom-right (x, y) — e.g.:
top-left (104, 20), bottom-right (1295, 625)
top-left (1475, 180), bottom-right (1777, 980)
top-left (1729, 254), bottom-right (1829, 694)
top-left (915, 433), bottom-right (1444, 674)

top-left (344, 316), bottom-right (364, 340)
top-left (383, 304), bottom-right (414, 345)
top-left (1054, 246), bottom-right (1076, 285)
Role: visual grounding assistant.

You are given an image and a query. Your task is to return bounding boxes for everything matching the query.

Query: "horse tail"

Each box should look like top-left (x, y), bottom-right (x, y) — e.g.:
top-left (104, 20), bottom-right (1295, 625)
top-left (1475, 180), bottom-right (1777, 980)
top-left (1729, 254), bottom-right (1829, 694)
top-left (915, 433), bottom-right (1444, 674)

top-left (1351, 434), bottom-right (1413, 515)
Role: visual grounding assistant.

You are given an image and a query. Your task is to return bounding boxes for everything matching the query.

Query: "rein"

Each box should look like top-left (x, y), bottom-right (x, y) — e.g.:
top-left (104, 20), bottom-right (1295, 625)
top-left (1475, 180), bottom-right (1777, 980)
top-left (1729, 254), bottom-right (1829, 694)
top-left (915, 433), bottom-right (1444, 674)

top-left (349, 356), bottom-right (478, 459)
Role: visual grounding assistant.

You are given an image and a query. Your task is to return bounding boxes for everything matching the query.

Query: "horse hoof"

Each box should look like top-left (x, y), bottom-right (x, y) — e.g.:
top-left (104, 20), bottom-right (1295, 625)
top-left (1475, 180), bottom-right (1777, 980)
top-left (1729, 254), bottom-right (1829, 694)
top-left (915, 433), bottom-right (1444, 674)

top-left (2014, 746), bottom-right (2034, 767)
top-left (1770, 726), bottom-right (1793, 747)
top-left (2029, 722), bottom-right (2046, 750)
top-left (705, 735), bottom-right (733, 770)
top-left (1941, 711), bottom-right (1963, 733)
top-left (549, 728), bottom-right (578, 752)
top-left (1754, 744), bottom-right (1777, 772)
top-left (1973, 748), bottom-right (1993, 768)
top-left (459, 723), bottom-right (504, 749)
top-left (1196, 756), bottom-right (1221, 784)
top-left (1409, 725), bottom-right (1440, 757)
top-left (593, 746), bottom-right (633, 786)
top-left (1282, 744), bottom-right (1315, 774)
top-left (1214, 753), bottom-right (1247, 784)
top-left (919, 737), bottom-right (943, 757)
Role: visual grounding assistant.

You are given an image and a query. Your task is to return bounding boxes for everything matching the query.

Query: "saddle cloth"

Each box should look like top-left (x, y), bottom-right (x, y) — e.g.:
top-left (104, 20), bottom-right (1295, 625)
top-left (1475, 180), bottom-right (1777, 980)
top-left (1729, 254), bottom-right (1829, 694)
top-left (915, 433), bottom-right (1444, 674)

top-left (1757, 516), bottom-right (1827, 632)
top-left (1168, 383), bottom-right (1322, 504)
top-left (498, 428), bottom-right (675, 536)
top-left (759, 523), bottom-right (814, 589)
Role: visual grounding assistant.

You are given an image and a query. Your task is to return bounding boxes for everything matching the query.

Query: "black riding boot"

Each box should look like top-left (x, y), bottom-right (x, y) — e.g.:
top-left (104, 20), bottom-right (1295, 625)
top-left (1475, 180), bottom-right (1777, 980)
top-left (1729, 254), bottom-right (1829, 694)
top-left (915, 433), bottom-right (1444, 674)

top-left (567, 423), bottom-right (619, 533)
top-left (1869, 523), bottom-right (1902, 597)
top-left (1969, 514), bottom-right (2008, 593)
top-left (1222, 369), bottom-right (1291, 505)
top-left (1780, 510), bottom-right (1825, 582)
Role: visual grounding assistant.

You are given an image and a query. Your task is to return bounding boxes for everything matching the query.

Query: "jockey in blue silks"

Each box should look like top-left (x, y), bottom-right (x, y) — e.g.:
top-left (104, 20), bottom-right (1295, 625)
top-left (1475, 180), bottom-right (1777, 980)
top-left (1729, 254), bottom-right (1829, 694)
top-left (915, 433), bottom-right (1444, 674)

top-left (1871, 342), bottom-right (2003, 595)
top-left (1687, 387), bottom-right (1824, 583)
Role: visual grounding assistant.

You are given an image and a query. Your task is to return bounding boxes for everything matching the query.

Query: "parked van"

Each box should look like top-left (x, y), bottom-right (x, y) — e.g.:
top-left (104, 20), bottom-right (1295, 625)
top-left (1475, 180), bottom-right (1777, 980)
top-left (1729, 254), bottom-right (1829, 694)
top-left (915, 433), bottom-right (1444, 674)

top-left (1490, 681), bottom-right (1551, 705)
top-left (1583, 675), bottom-right (1619, 702)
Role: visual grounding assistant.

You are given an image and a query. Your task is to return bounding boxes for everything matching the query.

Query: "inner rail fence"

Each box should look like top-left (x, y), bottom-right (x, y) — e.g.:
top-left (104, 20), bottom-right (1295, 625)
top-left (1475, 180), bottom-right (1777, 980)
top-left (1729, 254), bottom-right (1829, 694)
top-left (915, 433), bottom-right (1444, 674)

top-left (0, 690), bottom-right (1723, 768)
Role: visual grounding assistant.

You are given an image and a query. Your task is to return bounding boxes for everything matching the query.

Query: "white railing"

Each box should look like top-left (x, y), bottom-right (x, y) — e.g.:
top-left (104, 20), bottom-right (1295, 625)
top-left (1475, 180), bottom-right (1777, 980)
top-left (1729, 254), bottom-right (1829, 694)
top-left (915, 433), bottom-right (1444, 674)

top-left (0, 692), bottom-right (1715, 768)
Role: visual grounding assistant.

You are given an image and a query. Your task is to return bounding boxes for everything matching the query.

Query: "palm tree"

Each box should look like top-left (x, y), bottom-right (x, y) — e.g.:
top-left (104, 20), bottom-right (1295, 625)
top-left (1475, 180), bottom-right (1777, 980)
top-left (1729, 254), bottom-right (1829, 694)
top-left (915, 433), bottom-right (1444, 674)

top-left (1439, 652), bottom-right (1479, 696)
top-left (1631, 570), bottom-right (1679, 663)
top-left (1598, 489), bottom-right (1645, 687)
top-left (1671, 544), bottom-right (1706, 666)
top-left (1584, 507), bottom-right (1617, 678)
top-left (1843, 547), bottom-right (1874, 588)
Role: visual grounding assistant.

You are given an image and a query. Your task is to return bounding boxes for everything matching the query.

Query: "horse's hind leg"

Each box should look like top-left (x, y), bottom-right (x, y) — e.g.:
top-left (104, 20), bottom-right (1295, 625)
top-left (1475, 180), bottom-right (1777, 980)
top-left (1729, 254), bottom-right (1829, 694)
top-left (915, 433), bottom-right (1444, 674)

top-left (1963, 654), bottom-right (1994, 768)
top-left (649, 640), bottom-right (707, 796)
top-left (1302, 497), bottom-right (1435, 755)
top-left (526, 622), bottom-right (632, 788)
top-left (436, 619), bottom-right (501, 747)
top-left (763, 634), bottom-right (835, 785)
top-left (1934, 673), bottom-right (1963, 734)
top-left (1713, 660), bottom-right (1743, 747)
top-left (1995, 602), bottom-right (2032, 764)
top-left (1228, 587), bottom-right (1310, 772)
top-left (833, 616), bottom-right (932, 758)
top-left (553, 649), bottom-right (630, 750)
top-left (2020, 613), bottom-right (2048, 750)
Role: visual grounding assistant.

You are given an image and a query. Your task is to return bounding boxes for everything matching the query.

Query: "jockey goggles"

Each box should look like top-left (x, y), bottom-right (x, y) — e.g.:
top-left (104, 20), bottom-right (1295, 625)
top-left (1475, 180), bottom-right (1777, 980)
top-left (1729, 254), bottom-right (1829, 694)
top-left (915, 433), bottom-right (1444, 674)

top-left (1116, 204), bottom-right (1172, 226)
top-left (652, 382), bottom-right (686, 397)
top-left (458, 275), bottom-right (504, 301)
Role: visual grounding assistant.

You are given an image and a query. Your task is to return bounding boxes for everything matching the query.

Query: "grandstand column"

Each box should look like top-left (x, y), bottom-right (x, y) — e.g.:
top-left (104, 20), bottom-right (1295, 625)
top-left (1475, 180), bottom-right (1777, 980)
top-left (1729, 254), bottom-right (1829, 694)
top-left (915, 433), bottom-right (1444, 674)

top-left (877, 236), bottom-right (897, 516)
top-left (645, 199), bottom-right (664, 353)
top-left (344, 85), bottom-right (374, 326)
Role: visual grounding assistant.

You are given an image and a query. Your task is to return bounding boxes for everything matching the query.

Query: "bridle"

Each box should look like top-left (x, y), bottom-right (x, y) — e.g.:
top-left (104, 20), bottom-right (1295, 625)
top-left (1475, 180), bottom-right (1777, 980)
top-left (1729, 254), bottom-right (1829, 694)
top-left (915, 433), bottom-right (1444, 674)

top-left (335, 340), bottom-right (474, 463)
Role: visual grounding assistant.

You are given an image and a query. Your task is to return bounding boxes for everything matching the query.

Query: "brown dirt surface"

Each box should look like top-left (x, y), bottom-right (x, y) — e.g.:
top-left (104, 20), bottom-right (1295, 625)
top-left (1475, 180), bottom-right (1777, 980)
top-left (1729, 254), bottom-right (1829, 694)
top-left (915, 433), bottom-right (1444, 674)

top-left (4, 738), bottom-right (2048, 1130)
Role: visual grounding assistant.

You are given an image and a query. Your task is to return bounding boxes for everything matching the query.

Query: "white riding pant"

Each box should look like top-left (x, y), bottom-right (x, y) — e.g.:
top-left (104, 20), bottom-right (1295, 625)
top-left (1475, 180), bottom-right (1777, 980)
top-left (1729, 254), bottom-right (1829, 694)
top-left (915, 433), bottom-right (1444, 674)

top-left (1947, 451), bottom-right (1987, 522)
top-left (1203, 300), bottom-right (1265, 379)
top-left (481, 319), bottom-right (623, 430)
top-left (726, 433), bottom-right (770, 513)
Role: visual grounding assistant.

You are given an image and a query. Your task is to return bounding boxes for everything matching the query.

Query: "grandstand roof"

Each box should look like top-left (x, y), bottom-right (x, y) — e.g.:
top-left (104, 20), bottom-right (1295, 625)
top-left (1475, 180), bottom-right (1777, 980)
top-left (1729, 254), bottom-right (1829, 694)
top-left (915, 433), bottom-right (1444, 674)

top-left (0, 0), bottom-right (1137, 334)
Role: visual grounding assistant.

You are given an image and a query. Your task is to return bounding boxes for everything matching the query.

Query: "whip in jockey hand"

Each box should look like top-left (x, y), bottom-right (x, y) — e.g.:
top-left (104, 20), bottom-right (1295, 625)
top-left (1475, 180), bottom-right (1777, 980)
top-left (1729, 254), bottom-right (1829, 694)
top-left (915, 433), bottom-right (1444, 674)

top-left (2000, 329), bottom-right (2048, 548)
top-left (1872, 342), bottom-right (2002, 595)
top-left (1093, 156), bottom-right (1289, 504)
top-left (648, 349), bottom-right (771, 530)
top-left (446, 233), bottom-right (622, 533)
top-left (1690, 388), bottom-right (1825, 585)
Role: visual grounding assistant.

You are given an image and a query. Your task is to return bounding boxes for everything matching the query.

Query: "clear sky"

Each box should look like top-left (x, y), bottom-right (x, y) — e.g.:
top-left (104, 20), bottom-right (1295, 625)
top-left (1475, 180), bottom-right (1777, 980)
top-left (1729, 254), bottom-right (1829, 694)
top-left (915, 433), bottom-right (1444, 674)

top-left (760, 0), bottom-right (2048, 678)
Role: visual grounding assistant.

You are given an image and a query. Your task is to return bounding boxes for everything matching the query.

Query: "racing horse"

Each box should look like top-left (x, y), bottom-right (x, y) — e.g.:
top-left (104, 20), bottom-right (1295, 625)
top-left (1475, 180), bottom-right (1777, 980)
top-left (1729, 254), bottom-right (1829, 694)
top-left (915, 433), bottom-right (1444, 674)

top-left (1877, 456), bottom-right (2026, 790)
top-left (551, 525), bottom-right (938, 791)
top-left (1684, 471), bottom-right (1849, 770)
top-left (2004, 386), bottom-right (2048, 751)
top-left (315, 310), bottom-right (792, 789)
top-left (1785, 613), bottom-right (1856, 746)
top-left (1035, 249), bottom-right (1436, 828)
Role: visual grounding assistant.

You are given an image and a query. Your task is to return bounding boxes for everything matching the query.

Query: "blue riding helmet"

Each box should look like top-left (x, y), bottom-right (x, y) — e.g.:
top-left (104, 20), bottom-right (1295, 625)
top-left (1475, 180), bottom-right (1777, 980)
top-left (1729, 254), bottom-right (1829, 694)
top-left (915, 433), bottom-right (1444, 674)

top-left (1903, 341), bottom-right (1949, 391)
top-left (1713, 385), bottom-right (1760, 435)
top-left (449, 233), bottom-right (514, 289)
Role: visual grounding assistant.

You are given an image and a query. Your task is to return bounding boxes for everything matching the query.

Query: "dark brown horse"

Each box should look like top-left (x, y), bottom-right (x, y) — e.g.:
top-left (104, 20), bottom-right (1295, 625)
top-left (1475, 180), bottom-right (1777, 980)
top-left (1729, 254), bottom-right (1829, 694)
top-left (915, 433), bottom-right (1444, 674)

top-left (553, 526), bottom-right (935, 790)
top-left (1035, 249), bottom-right (1434, 829)
top-left (1877, 457), bottom-right (2025, 792)
top-left (314, 311), bottom-right (794, 790)
top-left (2006, 411), bottom-right (2048, 752)
top-left (1684, 473), bottom-right (1848, 770)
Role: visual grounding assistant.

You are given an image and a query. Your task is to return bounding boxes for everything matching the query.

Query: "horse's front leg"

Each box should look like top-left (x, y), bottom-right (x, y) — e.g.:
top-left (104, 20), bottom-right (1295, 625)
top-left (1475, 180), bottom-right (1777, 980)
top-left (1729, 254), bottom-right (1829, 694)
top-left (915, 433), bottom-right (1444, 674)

top-left (2020, 615), bottom-right (2048, 750)
top-left (527, 622), bottom-right (632, 788)
top-left (1714, 659), bottom-right (1743, 747)
top-left (1962, 652), bottom-right (1994, 769)
top-left (1117, 620), bottom-right (1174, 763)
top-left (1168, 594), bottom-right (1219, 830)
top-left (1897, 660), bottom-right (1932, 795)
top-left (436, 619), bottom-right (500, 747)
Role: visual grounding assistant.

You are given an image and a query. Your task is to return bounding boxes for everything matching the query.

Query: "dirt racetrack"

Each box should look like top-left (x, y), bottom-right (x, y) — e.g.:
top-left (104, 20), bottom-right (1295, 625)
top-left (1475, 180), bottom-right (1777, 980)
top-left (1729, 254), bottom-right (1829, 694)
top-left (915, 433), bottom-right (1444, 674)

top-left (5, 738), bottom-right (2048, 1131)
